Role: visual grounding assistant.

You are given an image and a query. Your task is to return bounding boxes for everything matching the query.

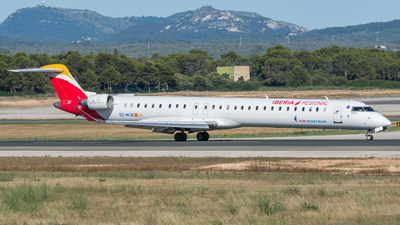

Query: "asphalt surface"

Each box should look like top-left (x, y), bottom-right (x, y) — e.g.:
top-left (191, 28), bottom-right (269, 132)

top-left (0, 139), bottom-right (399, 149)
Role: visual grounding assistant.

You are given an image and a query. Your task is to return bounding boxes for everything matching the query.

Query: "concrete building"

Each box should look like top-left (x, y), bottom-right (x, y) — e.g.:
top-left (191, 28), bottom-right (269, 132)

top-left (217, 66), bottom-right (250, 81)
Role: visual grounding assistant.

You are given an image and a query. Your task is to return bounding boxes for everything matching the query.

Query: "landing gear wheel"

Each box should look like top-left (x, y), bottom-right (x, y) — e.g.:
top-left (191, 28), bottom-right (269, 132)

top-left (204, 132), bottom-right (209, 141)
top-left (365, 129), bottom-right (374, 141)
top-left (197, 132), bottom-right (209, 141)
top-left (174, 133), bottom-right (185, 142)
top-left (196, 132), bottom-right (205, 141)
top-left (182, 133), bottom-right (187, 141)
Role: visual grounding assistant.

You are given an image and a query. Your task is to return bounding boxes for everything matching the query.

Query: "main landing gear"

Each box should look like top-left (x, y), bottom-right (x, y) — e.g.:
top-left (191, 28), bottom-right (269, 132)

top-left (173, 131), bottom-right (210, 142)
top-left (174, 132), bottom-right (187, 142)
top-left (365, 129), bottom-right (374, 141)
top-left (196, 131), bottom-right (209, 141)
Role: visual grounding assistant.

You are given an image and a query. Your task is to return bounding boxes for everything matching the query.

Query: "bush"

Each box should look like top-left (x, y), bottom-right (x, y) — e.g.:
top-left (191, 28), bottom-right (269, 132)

top-left (254, 193), bottom-right (285, 215)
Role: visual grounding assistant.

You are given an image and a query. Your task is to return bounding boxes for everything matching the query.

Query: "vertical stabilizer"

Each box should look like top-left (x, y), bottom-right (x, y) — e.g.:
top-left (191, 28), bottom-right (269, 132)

top-left (40, 64), bottom-right (87, 102)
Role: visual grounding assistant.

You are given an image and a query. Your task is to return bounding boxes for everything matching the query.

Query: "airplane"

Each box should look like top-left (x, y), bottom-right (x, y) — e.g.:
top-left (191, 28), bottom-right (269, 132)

top-left (9, 64), bottom-right (391, 141)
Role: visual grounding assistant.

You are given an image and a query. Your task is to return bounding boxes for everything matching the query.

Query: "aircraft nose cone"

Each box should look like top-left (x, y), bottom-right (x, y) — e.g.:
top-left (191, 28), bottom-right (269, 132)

top-left (383, 117), bottom-right (391, 127)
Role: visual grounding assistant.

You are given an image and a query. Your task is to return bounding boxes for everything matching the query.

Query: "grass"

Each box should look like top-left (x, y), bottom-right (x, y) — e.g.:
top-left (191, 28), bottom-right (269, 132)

top-left (1, 171), bottom-right (400, 224)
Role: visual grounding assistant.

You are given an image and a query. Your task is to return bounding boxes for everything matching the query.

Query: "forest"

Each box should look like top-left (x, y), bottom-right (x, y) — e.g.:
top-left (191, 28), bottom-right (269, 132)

top-left (0, 45), bottom-right (400, 96)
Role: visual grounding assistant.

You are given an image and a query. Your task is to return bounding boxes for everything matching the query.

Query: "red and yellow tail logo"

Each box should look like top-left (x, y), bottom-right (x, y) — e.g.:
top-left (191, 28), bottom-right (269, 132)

top-left (41, 64), bottom-right (87, 102)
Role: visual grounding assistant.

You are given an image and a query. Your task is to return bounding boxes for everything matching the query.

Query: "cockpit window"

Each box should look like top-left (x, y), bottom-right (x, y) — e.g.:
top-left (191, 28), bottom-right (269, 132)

top-left (363, 107), bottom-right (375, 112)
top-left (352, 106), bottom-right (375, 112)
top-left (352, 107), bottom-right (364, 112)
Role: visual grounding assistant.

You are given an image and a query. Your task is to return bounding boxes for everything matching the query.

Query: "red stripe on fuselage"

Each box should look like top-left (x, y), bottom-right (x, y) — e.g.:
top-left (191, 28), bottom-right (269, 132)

top-left (50, 77), bottom-right (105, 120)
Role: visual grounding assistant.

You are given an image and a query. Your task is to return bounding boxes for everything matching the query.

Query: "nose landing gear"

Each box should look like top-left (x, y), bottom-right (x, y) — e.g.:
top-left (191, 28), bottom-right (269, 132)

top-left (365, 129), bottom-right (374, 141)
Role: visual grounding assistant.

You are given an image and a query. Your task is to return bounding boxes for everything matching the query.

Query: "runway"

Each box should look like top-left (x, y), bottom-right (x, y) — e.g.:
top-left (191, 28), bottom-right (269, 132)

top-left (1, 132), bottom-right (399, 158)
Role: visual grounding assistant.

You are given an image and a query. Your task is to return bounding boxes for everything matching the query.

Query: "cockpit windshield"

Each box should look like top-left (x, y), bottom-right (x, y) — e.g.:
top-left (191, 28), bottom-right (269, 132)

top-left (352, 106), bottom-right (375, 112)
top-left (363, 107), bottom-right (375, 112)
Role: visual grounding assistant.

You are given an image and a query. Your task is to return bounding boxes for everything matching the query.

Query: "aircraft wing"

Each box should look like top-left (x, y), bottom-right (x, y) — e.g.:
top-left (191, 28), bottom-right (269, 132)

top-left (106, 120), bottom-right (217, 134)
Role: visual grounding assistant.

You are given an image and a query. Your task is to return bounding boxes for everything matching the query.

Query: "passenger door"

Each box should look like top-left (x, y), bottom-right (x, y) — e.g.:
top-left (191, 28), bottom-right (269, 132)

top-left (333, 107), bottom-right (342, 123)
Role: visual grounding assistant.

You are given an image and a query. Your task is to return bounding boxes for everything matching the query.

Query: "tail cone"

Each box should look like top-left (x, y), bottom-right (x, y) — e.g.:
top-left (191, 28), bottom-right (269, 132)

top-left (53, 101), bottom-right (61, 110)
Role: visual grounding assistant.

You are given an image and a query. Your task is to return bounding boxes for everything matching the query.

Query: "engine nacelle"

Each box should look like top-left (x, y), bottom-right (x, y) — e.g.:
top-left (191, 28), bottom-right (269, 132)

top-left (79, 94), bottom-right (114, 110)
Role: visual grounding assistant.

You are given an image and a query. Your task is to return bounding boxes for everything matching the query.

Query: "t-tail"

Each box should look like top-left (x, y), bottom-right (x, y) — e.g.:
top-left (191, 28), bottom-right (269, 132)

top-left (9, 64), bottom-right (105, 121)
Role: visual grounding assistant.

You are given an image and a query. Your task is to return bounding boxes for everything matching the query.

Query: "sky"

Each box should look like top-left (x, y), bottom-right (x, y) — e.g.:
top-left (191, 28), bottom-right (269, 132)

top-left (1, 0), bottom-right (399, 30)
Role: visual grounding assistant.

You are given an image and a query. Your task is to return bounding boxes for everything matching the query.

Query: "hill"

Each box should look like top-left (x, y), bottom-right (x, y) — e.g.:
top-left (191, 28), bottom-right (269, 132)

top-left (105, 6), bottom-right (309, 42)
top-left (0, 5), bottom-right (137, 42)
top-left (0, 5), bottom-right (309, 42)
top-left (296, 19), bottom-right (400, 42)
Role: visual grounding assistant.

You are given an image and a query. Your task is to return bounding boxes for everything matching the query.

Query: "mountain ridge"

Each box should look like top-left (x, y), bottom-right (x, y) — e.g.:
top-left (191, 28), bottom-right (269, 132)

top-left (0, 5), bottom-right (309, 42)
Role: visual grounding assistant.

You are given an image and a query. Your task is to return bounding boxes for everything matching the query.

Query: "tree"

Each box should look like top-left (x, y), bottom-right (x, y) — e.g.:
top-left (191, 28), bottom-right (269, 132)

top-left (154, 63), bottom-right (176, 90)
top-left (288, 66), bottom-right (312, 87)
top-left (117, 57), bottom-right (140, 92)
top-left (80, 69), bottom-right (100, 90)
top-left (99, 67), bottom-right (121, 91)
top-left (137, 62), bottom-right (158, 92)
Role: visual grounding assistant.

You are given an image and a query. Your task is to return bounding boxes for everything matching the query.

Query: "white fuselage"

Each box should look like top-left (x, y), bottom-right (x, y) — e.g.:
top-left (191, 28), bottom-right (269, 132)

top-left (96, 96), bottom-right (391, 132)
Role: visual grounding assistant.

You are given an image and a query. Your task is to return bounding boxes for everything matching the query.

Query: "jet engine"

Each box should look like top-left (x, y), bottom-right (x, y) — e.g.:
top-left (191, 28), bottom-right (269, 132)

top-left (79, 94), bottom-right (114, 110)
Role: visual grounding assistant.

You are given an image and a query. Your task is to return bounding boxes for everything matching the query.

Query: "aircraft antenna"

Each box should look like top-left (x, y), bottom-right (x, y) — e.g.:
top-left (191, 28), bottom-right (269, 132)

top-left (265, 95), bottom-right (269, 99)
top-left (325, 96), bottom-right (329, 100)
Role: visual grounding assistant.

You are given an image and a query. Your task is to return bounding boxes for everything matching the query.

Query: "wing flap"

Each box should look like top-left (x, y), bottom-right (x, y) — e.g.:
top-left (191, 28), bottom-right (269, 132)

top-left (106, 120), bottom-right (213, 129)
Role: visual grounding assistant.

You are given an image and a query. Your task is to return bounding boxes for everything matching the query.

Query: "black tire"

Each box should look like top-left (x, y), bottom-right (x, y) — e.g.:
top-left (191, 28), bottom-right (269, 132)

top-left (174, 133), bottom-right (184, 142)
top-left (182, 133), bottom-right (187, 141)
top-left (366, 135), bottom-right (374, 141)
top-left (204, 132), bottom-right (209, 141)
top-left (197, 132), bottom-right (205, 141)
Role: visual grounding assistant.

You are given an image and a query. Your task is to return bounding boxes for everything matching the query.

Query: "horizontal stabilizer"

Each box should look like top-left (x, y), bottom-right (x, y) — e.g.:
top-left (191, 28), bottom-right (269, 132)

top-left (8, 68), bottom-right (64, 73)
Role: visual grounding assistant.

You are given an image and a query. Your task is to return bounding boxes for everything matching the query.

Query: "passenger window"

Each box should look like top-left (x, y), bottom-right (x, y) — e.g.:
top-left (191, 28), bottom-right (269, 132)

top-left (212, 105), bottom-right (215, 109)
top-left (271, 106), bottom-right (274, 111)
top-left (144, 104), bottom-right (147, 108)
top-left (287, 107), bottom-right (289, 111)
top-left (205, 105), bottom-right (207, 109)
top-left (168, 104), bottom-right (171, 108)
top-left (176, 104), bottom-right (179, 108)
top-left (234, 105), bottom-right (237, 110)
top-left (219, 105), bottom-right (222, 110)
top-left (152, 104), bottom-right (155, 108)
top-left (263, 106), bottom-right (266, 111)
top-left (130, 103), bottom-right (133, 108)
top-left (302, 107), bottom-right (305, 112)
top-left (279, 106), bottom-right (282, 111)
top-left (195, 105), bottom-right (198, 109)
top-left (137, 103), bottom-right (140, 108)
top-left (241, 106), bottom-right (244, 110)
top-left (227, 105), bottom-right (230, 110)
top-left (183, 104), bottom-right (186, 109)
top-left (309, 107), bottom-right (312, 112)
top-left (159, 104), bottom-right (162, 108)
top-left (294, 107), bottom-right (297, 112)
top-left (124, 103), bottom-right (127, 108)
top-left (248, 106), bottom-right (251, 110)
top-left (256, 106), bottom-right (259, 111)
top-left (316, 107), bottom-right (319, 112)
